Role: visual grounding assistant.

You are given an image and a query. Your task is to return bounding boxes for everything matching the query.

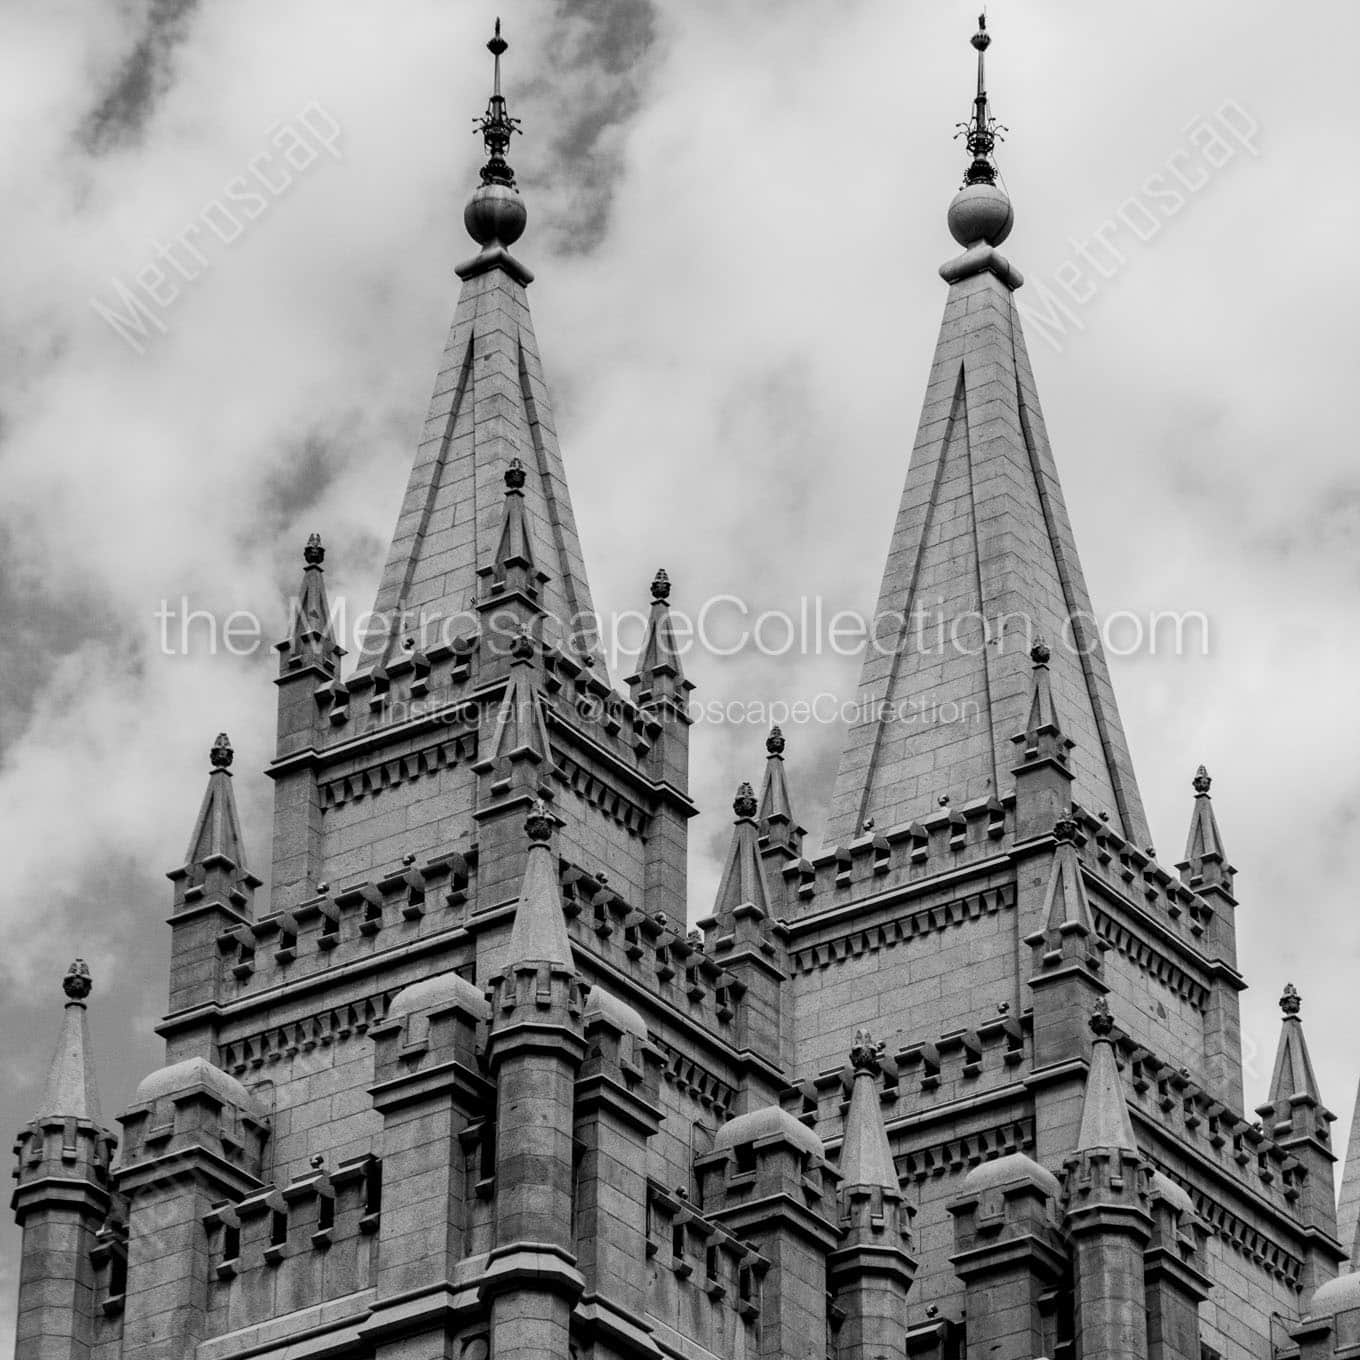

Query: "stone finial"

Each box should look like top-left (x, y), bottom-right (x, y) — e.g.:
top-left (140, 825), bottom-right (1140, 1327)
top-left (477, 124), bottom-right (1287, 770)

top-left (1090, 997), bottom-right (1115, 1039)
top-left (525, 798), bottom-right (554, 843)
top-left (1030, 635), bottom-right (1051, 666)
top-left (1281, 982), bottom-right (1301, 1017)
top-left (650, 568), bottom-right (671, 603)
top-left (210, 733), bottom-right (234, 770)
top-left (304, 532), bottom-right (325, 566)
top-left (850, 1027), bottom-right (885, 1075)
top-left (511, 626), bottom-right (535, 661)
top-left (63, 959), bottom-right (92, 1002)
top-left (733, 781), bottom-right (758, 819)
top-left (1053, 812), bottom-right (1078, 844)
top-left (1193, 764), bottom-right (1212, 795)
top-left (766, 724), bottom-right (786, 756)
top-left (505, 457), bottom-right (526, 490)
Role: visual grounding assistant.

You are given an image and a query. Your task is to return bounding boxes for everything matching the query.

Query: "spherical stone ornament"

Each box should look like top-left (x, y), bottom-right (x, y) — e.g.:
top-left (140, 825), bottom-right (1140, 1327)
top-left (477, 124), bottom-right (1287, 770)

top-left (464, 182), bottom-right (527, 248)
top-left (63, 958), bottom-right (92, 1001)
top-left (948, 181), bottom-right (1014, 247)
top-left (733, 782), bottom-right (758, 820)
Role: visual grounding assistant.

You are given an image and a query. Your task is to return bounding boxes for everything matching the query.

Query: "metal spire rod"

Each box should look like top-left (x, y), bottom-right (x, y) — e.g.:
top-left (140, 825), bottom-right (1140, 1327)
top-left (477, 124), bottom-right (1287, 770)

top-left (475, 16), bottom-right (521, 188)
top-left (957, 13), bottom-right (1005, 188)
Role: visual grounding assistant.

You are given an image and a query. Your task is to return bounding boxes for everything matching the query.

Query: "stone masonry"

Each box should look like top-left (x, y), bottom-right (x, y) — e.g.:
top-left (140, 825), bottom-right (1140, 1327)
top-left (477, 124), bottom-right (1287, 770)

top-left (12, 16), bottom-right (1359, 1360)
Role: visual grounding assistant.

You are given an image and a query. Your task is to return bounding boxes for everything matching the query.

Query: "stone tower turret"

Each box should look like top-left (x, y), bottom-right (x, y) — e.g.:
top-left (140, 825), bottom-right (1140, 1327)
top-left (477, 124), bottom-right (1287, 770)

top-left (11, 962), bottom-right (117, 1360)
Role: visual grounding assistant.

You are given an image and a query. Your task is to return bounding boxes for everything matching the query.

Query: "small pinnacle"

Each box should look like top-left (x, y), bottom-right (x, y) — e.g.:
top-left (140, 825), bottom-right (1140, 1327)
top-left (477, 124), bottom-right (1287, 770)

top-left (733, 781), bottom-right (758, 819)
top-left (938, 794), bottom-right (950, 807)
top-left (316, 881), bottom-right (329, 894)
top-left (1090, 997), bottom-right (1115, 1038)
top-left (766, 724), bottom-right (786, 756)
top-left (525, 798), bottom-right (554, 843)
top-left (997, 1001), bottom-right (1010, 1014)
top-left (1053, 813), bottom-right (1078, 844)
top-left (511, 627), bottom-right (535, 661)
top-left (210, 732), bottom-right (234, 770)
top-left (1099, 810), bottom-right (1110, 822)
top-left (304, 532), bottom-right (325, 566)
top-left (850, 1026), bottom-right (885, 1075)
top-left (1030, 636), bottom-right (1050, 665)
top-left (63, 958), bottom-right (92, 1002)
top-left (926, 1305), bottom-right (940, 1319)
top-left (1193, 764), bottom-right (1212, 795)
top-left (310, 1153), bottom-right (325, 1170)
top-left (687, 929), bottom-right (703, 948)
top-left (1145, 846), bottom-right (1156, 858)
top-left (651, 568), bottom-right (671, 603)
top-left (505, 457), bottom-right (526, 490)
top-left (862, 816), bottom-right (874, 832)
top-left (1281, 982), bottom-right (1301, 1017)
top-left (596, 870), bottom-right (609, 884)
top-left (401, 853), bottom-right (416, 866)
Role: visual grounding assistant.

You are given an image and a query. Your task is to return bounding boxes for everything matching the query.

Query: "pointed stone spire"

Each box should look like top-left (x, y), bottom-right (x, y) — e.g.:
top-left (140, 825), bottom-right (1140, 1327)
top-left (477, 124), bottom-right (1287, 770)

top-left (34, 961), bottom-right (102, 1123)
top-left (1336, 1080), bottom-right (1360, 1266)
top-left (757, 725), bottom-right (803, 850)
top-left (505, 799), bottom-right (573, 968)
top-left (825, 15), bottom-right (1148, 850)
top-left (711, 781), bottom-right (774, 925)
top-left (480, 458), bottom-right (548, 601)
top-left (627, 569), bottom-right (691, 704)
top-left (1076, 1000), bottom-right (1137, 1153)
top-left (179, 735), bottom-right (258, 894)
top-left (1179, 764), bottom-right (1235, 891)
top-left (1257, 985), bottom-right (1341, 1294)
top-left (840, 1030), bottom-right (898, 1191)
top-left (1264, 983), bottom-right (1323, 1111)
top-left (12, 961), bottom-right (117, 1360)
top-left (1040, 814), bottom-right (1095, 937)
top-left (278, 533), bottom-right (342, 676)
top-left (359, 18), bottom-right (602, 674)
top-left (477, 631), bottom-right (555, 805)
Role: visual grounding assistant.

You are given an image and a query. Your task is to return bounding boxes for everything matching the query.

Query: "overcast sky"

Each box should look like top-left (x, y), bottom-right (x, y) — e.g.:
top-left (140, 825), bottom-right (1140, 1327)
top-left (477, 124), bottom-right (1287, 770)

top-left (2, 0), bottom-right (1357, 1342)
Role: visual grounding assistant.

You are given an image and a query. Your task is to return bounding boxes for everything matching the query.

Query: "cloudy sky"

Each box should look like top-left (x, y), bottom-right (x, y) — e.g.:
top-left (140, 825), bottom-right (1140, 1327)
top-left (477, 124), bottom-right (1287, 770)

top-left (2, 0), bottom-right (1357, 1341)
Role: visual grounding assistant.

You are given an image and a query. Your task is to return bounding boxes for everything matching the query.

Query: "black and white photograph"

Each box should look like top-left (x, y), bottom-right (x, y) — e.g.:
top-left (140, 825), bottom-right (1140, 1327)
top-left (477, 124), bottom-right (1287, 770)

top-left (1, 3), bottom-right (1355, 1357)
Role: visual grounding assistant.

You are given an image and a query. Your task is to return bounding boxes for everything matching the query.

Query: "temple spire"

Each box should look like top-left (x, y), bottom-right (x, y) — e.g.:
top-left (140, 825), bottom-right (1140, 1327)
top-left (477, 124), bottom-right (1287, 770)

top-left (34, 961), bottom-right (102, 1123)
top-left (360, 16), bottom-right (603, 676)
top-left (824, 14), bottom-right (1147, 850)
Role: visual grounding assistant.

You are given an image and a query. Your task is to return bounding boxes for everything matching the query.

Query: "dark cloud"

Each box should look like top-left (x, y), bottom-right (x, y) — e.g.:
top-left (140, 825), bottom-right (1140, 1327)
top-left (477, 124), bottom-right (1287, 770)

top-left (522, 0), bottom-right (661, 254)
top-left (78, 0), bottom-right (201, 154)
top-left (0, 567), bottom-right (129, 763)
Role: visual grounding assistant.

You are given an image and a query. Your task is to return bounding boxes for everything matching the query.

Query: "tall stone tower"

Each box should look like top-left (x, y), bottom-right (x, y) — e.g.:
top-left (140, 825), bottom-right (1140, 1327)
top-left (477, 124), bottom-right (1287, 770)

top-left (12, 16), bottom-right (1357, 1360)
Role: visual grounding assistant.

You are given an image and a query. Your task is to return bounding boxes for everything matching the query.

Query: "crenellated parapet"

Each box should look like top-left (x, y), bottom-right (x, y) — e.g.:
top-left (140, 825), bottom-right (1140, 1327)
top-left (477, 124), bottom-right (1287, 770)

top-left (202, 1152), bottom-right (381, 1333)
